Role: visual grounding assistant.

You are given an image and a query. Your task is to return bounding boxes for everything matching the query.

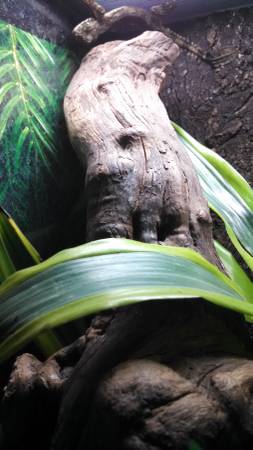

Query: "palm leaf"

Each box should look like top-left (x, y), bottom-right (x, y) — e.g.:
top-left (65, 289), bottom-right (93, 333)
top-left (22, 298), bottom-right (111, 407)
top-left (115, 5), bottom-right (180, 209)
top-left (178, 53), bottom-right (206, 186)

top-left (0, 96), bottom-right (21, 140)
top-left (0, 81), bottom-right (16, 103)
top-left (1, 238), bottom-right (252, 362)
top-left (0, 49), bottom-right (12, 62)
top-left (0, 19), bottom-right (76, 230)
top-left (173, 123), bottom-right (253, 267)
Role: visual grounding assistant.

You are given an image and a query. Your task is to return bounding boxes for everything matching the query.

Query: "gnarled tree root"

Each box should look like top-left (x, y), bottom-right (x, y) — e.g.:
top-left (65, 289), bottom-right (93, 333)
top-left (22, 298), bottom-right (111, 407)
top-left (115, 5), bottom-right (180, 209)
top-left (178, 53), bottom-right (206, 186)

top-left (2, 304), bottom-right (253, 450)
top-left (1, 28), bottom-right (253, 450)
top-left (83, 356), bottom-right (253, 450)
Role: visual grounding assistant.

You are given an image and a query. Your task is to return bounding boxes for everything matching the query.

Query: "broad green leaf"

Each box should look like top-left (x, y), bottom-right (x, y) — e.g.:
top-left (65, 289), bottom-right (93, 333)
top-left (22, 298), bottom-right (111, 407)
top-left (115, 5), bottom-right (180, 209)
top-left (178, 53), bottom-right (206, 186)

top-left (0, 238), bottom-right (238, 296)
top-left (173, 123), bottom-right (253, 263)
top-left (1, 238), bottom-right (252, 362)
top-left (174, 123), bottom-right (253, 211)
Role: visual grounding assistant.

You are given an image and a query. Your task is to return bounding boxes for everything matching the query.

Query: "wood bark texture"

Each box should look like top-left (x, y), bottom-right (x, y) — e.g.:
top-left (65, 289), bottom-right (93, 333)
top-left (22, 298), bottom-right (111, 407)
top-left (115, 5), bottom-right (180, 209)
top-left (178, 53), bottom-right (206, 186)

top-left (1, 20), bottom-right (253, 450)
top-left (64, 30), bottom-right (220, 263)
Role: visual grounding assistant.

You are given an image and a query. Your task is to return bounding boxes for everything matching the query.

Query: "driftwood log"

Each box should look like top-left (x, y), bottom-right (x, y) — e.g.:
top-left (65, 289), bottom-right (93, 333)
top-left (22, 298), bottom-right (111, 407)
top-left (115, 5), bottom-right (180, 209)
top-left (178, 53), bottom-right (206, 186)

top-left (2, 19), bottom-right (253, 450)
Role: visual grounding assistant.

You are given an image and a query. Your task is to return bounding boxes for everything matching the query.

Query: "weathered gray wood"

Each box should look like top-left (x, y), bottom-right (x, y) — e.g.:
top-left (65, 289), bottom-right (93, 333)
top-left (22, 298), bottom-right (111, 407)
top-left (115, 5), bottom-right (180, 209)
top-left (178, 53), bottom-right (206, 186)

top-left (49, 30), bottom-right (253, 450)
top-left (64, 30), bottom-right (220, 265)
top-left (2, 23), bottom-right (253, 450)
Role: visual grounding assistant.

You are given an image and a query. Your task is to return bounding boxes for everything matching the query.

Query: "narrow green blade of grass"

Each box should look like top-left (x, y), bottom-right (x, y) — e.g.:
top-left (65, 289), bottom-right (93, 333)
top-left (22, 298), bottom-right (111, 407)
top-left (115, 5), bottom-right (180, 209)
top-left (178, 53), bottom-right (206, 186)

top-left (173, 123), bottom-right (253, 264)
top-left (0, 228), bottom-right (16, 283)
top-left (35, 329), bottom-right (63, 358)
top-left (0, 207), bottom-right (62, 356)
top-left (0, 206), bottom-right (40, 278)
top-left (0, 239), bottom-right (252, 362)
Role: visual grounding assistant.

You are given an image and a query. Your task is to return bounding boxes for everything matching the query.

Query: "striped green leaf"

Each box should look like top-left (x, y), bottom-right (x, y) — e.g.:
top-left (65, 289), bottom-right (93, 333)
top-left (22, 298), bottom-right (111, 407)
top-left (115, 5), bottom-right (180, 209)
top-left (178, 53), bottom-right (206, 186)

top-left (1, 238), bottom-right (253, 362)
top-left (173, 123), bottom-right (253, 268)
top-left (214, 240), bottom-right (253, 304)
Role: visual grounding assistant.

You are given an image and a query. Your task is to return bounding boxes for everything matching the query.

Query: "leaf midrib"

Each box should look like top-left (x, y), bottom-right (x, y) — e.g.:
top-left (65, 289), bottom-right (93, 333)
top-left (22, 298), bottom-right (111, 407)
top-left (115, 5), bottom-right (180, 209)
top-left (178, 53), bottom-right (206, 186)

top-left (8, 24), bottom-right (39, 161)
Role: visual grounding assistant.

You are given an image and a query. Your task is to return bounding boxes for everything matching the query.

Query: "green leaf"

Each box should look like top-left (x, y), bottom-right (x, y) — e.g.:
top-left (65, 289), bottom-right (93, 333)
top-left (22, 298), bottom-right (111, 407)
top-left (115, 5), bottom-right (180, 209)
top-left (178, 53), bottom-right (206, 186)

top-left (0, 229), bottom-right (16, 284)
top-left (0, 238), bottom-right (252, 362)
top-left (0, 63), bottom-right (14, 79)
top-left (225, 223), bottom-right (253, 270)
top-left (35, 329), bottom-right (63, 358)
top-left (173, 123), bottom-right (253, 265)
top-left (0, 95), bottom-right (21, 139)
top-left (214, 240), bottom-right (253, 304)
top-left (0, 237), bottom-right (237, 296)
top-left (0, 81), bottom-right (17, 103)
top-left (0, 207), bottom-right (64, 357)
top-left (188, 441), bottom-right (204, 450)
top-left (0, 18), bottom-right (76, 220)
top-left (0, 206), bottom-right (40, 279)
top-left (177, 126), bottom-right (253, 211)
top-left (23, 33), bottom-right (56, 65)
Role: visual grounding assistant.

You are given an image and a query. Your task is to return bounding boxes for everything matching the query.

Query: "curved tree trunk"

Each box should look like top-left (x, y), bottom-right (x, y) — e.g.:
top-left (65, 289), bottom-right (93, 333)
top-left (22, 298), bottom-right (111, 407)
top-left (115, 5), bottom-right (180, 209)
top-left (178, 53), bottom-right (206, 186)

top-left (2, 9), bottom-right (253, 450)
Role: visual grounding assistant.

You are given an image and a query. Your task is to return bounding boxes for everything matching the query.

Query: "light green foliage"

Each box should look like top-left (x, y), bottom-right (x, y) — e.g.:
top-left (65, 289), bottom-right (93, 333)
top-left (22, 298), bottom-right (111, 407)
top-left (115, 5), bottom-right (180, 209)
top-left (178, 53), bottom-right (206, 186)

top-left (1, 117), bottom-right (253, 361)
top-left (214, 240), bottom-right (252, 302)
top-left (0, 237), bottom-right (253, 362)
top-left (0, 20), bottom-right (76, 229)
top-left (174, 123), bottom-right (253, 268)
top-left (0, 205), bottom-right (62, 356)
top-left (0, 206), bottom-right (40, 283)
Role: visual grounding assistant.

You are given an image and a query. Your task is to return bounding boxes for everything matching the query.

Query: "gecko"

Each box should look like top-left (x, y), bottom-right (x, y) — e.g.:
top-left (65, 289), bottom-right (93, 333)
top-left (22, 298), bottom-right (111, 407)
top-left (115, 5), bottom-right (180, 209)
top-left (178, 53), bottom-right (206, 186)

top-left (73, 0), bottom-right (236, 66)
